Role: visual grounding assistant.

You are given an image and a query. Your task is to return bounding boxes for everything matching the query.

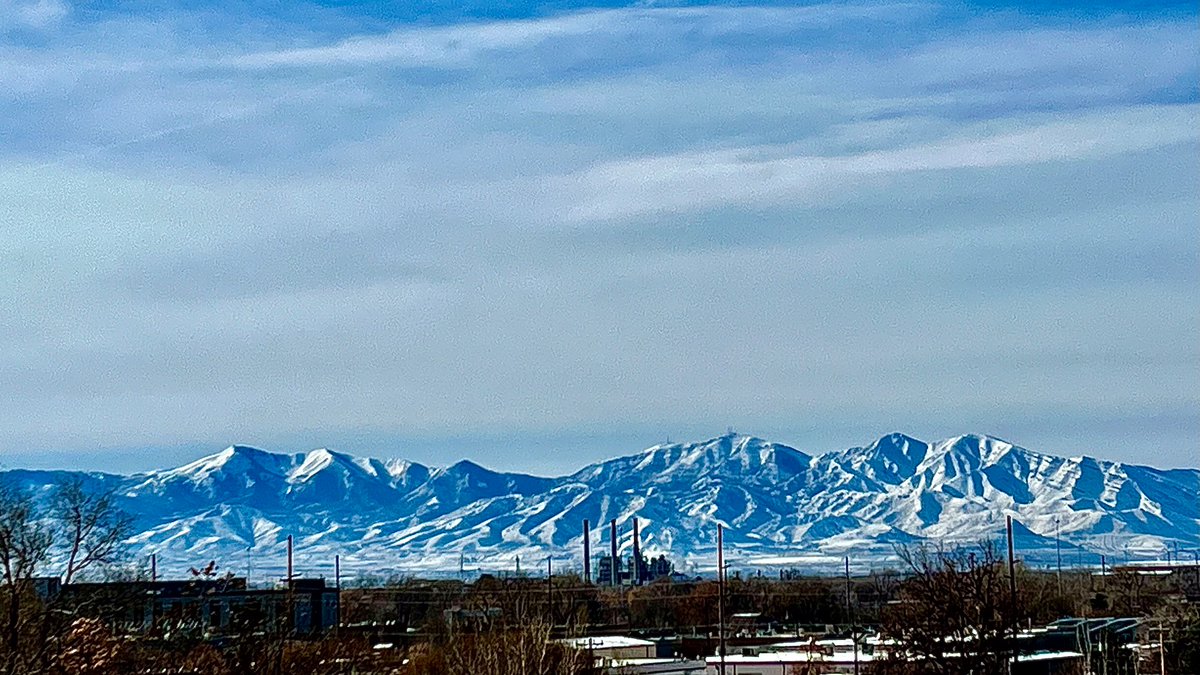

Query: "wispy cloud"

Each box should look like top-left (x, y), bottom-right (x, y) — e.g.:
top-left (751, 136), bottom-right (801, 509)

top-left (554, 104), bottom-right (1200, 222)
top-left (225, 10), bottom-right (623, 69)
top-left (224, 4), bottom-right (929, 69)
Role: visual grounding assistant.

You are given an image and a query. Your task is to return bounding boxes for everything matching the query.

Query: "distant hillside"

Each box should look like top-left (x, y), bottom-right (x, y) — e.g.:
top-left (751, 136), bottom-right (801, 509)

top-left (5, 433), bottom-right (1197, 578)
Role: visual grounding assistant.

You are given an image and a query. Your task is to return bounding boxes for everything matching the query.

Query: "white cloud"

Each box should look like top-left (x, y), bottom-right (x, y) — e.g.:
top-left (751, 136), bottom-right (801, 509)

top-left (0, 0), bottom-right (67, 30)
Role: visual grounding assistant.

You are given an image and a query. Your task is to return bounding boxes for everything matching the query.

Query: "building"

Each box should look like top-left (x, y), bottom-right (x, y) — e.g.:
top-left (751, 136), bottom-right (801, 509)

top-left (703, 648), bottom-right (1086, 675)
top-left (52, 576), bottom-right (339, 637)
top-left (726, 618), bottom-right (1141, 675)
top-left (442, 605), bottom-right (502, 628)
top-left (705, 649), bottom-right (878, 674)
top-left (598, 555), bottom-right (624, 586)
top-left (606, 658), bottom-right (706, 674)
top-left (1113, 559), bottom-right (1200, 601)
top-left (597, 554), bottom-right (676, 586)
top-left (32, 576), bottom-right (62, 599)
top-left (561, 636), bottom-right (706, 674)
top-left (560, 635), bottom-right (657, 661)
top-left (645, 554), bottom-right (674, 582)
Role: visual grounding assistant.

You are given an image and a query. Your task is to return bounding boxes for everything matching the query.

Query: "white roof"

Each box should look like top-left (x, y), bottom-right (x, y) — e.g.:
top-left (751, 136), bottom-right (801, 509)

top-left (606, 659), bottom-right (706, 674)
top-left (707, 650), bottom-right (878, 664)
top-left (711, 649), bottom-right (1081, 666)
top-left (559, 636), bottom-right (656, 650)
top-left (767, 637), bottom-right (869, 650)
top-left (1019, 651), bottom-right (1084, 663)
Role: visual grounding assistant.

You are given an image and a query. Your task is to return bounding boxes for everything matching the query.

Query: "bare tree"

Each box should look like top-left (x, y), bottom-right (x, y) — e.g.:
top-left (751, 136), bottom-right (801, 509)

top-left (1149, 599), bottom-right (1200, 674)
top-left (875, 542), bottom-right (1014, 675)
top-left (412, 617), bottom-right (592, 675)
top-left (52, 477), bottom-right (133, 584)
top-left (0, 484), bottom-right (53, 666)
top-left (55, 617), bottom-right (134, 675)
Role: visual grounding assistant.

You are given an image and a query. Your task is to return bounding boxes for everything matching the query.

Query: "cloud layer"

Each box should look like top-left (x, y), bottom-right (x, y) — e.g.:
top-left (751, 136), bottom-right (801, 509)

top-left (2, 1), bottom-right (1197, 472)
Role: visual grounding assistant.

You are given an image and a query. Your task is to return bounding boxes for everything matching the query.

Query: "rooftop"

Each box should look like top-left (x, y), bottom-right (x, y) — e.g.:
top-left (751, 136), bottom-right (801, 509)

top-left (559, 636), bottom-right (656, 650)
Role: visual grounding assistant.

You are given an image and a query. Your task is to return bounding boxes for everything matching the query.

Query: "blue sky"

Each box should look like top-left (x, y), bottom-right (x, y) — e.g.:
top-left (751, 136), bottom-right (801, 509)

top-left (1, 1), bottom-right (1197, 475)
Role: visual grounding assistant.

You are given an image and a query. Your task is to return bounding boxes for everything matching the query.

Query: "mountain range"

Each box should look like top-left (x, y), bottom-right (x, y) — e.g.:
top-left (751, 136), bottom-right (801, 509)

top-left (4, 433), bottom-right (1197, 579)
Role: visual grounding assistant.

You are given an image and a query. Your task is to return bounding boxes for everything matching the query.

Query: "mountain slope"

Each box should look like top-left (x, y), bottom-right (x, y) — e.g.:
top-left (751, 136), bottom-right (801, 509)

top-left (3, 433), bottom-right (1196, 577)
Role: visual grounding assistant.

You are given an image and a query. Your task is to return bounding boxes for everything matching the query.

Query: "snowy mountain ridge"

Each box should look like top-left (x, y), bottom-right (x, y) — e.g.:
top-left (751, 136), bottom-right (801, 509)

top-left (4, 432), bottom-right (1197, 578)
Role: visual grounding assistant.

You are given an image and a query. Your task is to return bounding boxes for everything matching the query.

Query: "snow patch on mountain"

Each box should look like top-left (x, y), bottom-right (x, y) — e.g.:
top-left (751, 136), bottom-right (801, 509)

top-left (3, 432), bottom-right (1196, 577)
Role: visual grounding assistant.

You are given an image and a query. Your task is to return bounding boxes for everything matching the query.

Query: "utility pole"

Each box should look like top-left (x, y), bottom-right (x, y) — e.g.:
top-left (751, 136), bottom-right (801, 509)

top-left (632, 517), bottom-right (642, 586)
top-left (1158, 621), bottom-right (1167, 675)
top-left (717, 524), bottom-right (726, 675)
top-left (845, 556), bottom-right (859, 675)
top-left (1055, 517), bottom-right (1063, 595)
top-left (1082, 623), bottom-right (1093, 675)
top-left (149, 553), bottom-right (158, 632)
top-left (334, 554), bottom-right (341, 637)
top-left (547, 555), bottom-right (553, 624)
top-left (1007, 516), bottom-right (1018, 672)
top-left (583, 519), bottom-right (592, 583)
top-left (610, 519), bottom-right (618, 586)
top-left (286, 535), bottom-right (295, 636)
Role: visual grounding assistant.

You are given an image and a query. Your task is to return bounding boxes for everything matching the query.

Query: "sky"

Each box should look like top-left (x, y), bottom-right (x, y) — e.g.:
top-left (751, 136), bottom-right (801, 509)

top-left (1, 0), bottom-right (1197, 475)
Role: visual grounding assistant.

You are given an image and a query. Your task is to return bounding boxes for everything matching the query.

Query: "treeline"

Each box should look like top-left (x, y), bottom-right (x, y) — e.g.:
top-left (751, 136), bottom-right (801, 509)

top-left (340, 544), bottom-right (1199, 673)
top-left (343, 573), bottom-right (858, 632)
top-left (342, 558), bottom-right (1186, 635)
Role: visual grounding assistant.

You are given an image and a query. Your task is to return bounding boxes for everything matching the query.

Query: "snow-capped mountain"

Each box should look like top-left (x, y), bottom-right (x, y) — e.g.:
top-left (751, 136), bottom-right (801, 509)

top-left (4, 433), bottom-right (1197, 578)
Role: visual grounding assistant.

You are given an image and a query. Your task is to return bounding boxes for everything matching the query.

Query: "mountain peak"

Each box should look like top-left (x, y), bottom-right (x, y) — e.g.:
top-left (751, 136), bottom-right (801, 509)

top-left (872, 431), bottom-right (923, 447)
top-left (446, 458), bottom-right (489, 474)
top-left (621, 433), bottom-right (811, 484)
top-left (164, 444), bottom-right (277, 478)
top-left (218, 444), bottom-right (274, 462)
top-left (945, 432), bottom-right (1011, 446)
top-left (827, 433), bottom-right (930, 486)
top-left (228, 444), bottom-right (269, 454)
top-left (937, 434), bottom-right (1019, 465)
top-left (287, 448), bottom-right (345, 483)
top-left (641, 432), bottom-right (754, 454)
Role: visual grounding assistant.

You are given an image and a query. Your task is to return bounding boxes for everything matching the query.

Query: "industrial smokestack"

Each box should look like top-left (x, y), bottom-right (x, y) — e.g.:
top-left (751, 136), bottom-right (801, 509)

top-left (583, 520), bottom-right (592, 583)
top-left (610, 519), bottom-right (618, 585)
top-left (632, 517), bottom-right (641, 585)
